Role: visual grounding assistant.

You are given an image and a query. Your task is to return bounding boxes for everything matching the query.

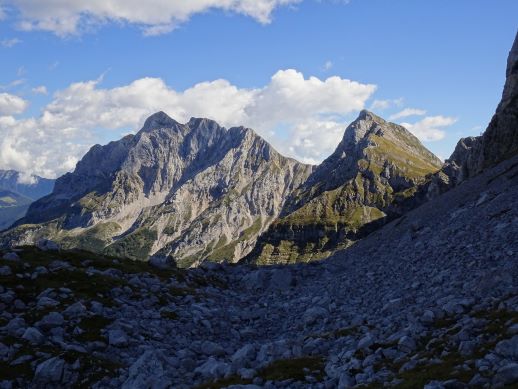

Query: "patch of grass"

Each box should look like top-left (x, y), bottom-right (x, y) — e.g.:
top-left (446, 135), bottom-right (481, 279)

top-left (104, 228), bottom-right (158, 261)
top-left (0, 257), bottom-right (126, 310)
top-left (160, 310), bottom-right (178, 320)
top-left (60, 222), bottom-right (122, 253)
top-left (307, 326), bottom-right (359, 340)
top-left (63, 349), bottom-right (123, 387)
top-left (75, 315), bottom-right (113, 342)
top-left (395, 351), bottom-right (472, 388)
top-left (259, 356), bottom-right (325, 382)
top-left (194, 375), bottom-right (252, 389)
top-left (195, 356), bottom-right (325, 389)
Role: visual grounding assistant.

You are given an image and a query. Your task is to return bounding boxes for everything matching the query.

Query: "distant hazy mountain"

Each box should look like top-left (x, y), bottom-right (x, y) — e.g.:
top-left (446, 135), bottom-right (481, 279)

top-left (0, 171), bottom-right (55, 230)
top-left (0, 170), bottom-right (55, 200)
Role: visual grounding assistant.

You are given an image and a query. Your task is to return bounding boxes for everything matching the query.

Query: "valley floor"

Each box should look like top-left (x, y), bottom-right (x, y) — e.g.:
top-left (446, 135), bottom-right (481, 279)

top-left (0, 156), bottom-right (517, 388)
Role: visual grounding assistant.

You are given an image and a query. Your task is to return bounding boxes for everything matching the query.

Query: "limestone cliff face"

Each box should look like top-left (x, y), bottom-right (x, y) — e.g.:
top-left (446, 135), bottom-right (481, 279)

top-left (246, 110), bottom-right (442, 265)
top-left (445, 31), bottom-right (518, 183)
top-left (3, 113), bottom-right (313, 267)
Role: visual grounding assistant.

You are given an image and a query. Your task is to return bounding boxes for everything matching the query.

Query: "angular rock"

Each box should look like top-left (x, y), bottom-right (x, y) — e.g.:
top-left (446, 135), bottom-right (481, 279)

top-left (34, 357), bottom-right (65, 383)
top-left (303, 306), bottom-right (328, 326)
top-left (494, 363), bottom-right (518, 386)
top-left (2, 252), bottom-right (20, 262)
top-left (22, 327), bottom-right (45, 345)
top-left (108, 329), bottom-right (129, 347)
top-left (194, 357), bottom-right (230, 379)
top-left (37, 312), bottom-right (64, 329)
top-left (122, 350), bottom-right (170, 389)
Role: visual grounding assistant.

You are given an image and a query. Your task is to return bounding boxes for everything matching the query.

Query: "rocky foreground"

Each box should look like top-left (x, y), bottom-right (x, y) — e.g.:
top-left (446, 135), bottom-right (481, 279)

top-left (0, 153), bottom-right (517, 388)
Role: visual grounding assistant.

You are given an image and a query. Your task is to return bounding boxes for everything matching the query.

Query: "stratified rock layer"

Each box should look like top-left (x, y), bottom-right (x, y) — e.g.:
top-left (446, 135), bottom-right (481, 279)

top-left (3, 114), bottom-right (313, 267)
top-left (445, 31), bottom-right (518, 182)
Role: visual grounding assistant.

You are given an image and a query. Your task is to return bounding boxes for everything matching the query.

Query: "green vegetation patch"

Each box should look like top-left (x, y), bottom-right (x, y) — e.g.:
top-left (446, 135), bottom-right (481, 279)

top-left (60, 222), bottom-right (122, 253)
top-left (76, 315), bottom-right (113, 342)
top-left (195, 356), bottom-right (325, 389)
top-left (104, 227), bottom-right (158, 261)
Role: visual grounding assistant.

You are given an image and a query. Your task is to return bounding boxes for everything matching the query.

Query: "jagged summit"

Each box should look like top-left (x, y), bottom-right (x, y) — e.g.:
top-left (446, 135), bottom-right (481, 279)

top-left (247, 110), bottom-right (442, 265)
top-left (302, 110), bottom-right (441, 196)
top-left (1, 113), bottom-right (313, 266)
top-left (140, 111), bottom-right (179, 133)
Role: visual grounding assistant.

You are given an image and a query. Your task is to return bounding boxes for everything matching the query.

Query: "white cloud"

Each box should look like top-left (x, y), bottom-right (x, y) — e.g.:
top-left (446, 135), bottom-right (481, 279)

top-left (0, 79), bottom-right (26, 90)
top-left (32, 85), bottom-right (48, 95)
top-left (16, 171), bottom-right (38, 185)
top-left (400, 115), bottom-right (457, 142)
top-left (323, 60), bottom-right (333, 71)
top-left (7, 0), bottom-right (301, 36)
top-left (0, 70), bottom-right (376, 177)
top-left (389, 108), bottom-right (426, 121)
top-left (0, 93), bottom-right (28, 115)
top-left (369, 97), bottom-right (404, 111)
top-left (1, 38), bottom-right (21, 47)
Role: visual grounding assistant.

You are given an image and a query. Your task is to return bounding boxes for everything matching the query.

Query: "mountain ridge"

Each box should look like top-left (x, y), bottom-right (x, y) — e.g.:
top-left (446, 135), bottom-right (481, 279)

top-left (3, 114), bottom-right (314, 267)
top-left (0, 171), bottom-right (55, 230)
top-left (246, 110), bottom-right (443, 265)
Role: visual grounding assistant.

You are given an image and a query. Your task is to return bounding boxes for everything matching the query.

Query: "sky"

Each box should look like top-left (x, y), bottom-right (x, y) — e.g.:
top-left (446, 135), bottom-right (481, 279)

top-left (0, 0), bottom-right (517, 180)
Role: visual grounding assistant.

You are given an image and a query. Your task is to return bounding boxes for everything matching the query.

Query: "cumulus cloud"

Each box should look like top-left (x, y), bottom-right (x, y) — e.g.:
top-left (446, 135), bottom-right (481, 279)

top-left (323, 61), bottom-right (333, 71)
top-left (1, 37), bottom-right (21, 47)
top-left (389, 108), bottom-right (426, 121)
top-left (0, 93), bottom-right (28, 115)
top-left (16, 171), bottom-right (38, 185)
top-left (6, 0), bottom-right (301, 36)
top-left (0, 70), bottom-right (376, 177)
top-left (32, 85), bottom-right (48, 95)
top-left (400, 116), bottom-right (457, 142)
top-left (369, 97), bottom-right (404, 111)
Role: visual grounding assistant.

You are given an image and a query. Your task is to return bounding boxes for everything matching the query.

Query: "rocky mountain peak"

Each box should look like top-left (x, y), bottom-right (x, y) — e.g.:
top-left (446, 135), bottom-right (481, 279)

top-left (140, 111), bottom-right (179, 133)
top-left (301, 110), bottom-right (441, 196)
top-left (187, 117), bottom-right (223, 131)
top-left (3, 113), bottom-right (313, 266)
top-left (499, 31), bottom-right (518, 112)
top-left (249, 110), bottom-right (443, 265)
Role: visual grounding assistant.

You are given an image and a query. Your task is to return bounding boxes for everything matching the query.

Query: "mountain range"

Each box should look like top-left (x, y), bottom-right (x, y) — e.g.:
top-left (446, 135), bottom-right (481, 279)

top-left (1, 33), bottom-right (517, 270)
top-left (0, 171), bottom-right (55, 230)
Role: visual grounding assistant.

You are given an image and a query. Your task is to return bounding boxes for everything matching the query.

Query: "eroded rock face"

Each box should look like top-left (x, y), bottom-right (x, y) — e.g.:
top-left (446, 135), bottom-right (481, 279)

top-left (247, 110), bottom-right (442, 265)
top-left (1, 113), bottom-right (313, 267)
top-left (445, 31), bottom-right (518, 183)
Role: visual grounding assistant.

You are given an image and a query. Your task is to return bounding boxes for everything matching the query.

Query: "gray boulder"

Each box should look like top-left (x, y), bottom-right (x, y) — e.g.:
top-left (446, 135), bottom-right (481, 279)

top-left (269, 269), bottom-right (293, 291)
top-left (108, 329), bottom-right (129, 347)
top-left (122, 350), bottom-right (170, 389)
top-left (231, 344), bottom-right (256, 369)
top-left (36, 239), bottom-right (59, 251)
top-left (0, 266), bottom-right (11, 276)
top-left (495, 336), bottom-right (518, 360)
top-left (303, 306), bottom-right (328, 326)
top-left (398, 336), bottom-right (417, 353)
top-left (34, 357), bottom-right (65, 383)
top-left (494, 363), bottom-right (518, 386)
top-left (63, 302), bottom-right (87, 318)
top-left (2, 252), bottom-right (19, 261)
top-left (194, 357), bottom-right (230, 379)
top-left (37, 312), bottom-right (64, 329)
top-left (22, 327), bottom-right (45, 345)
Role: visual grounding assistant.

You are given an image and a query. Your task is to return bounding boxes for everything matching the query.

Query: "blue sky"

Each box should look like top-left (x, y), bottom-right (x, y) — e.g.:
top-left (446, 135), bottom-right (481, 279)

top-left (0, 0), bottom-right (517, 178)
